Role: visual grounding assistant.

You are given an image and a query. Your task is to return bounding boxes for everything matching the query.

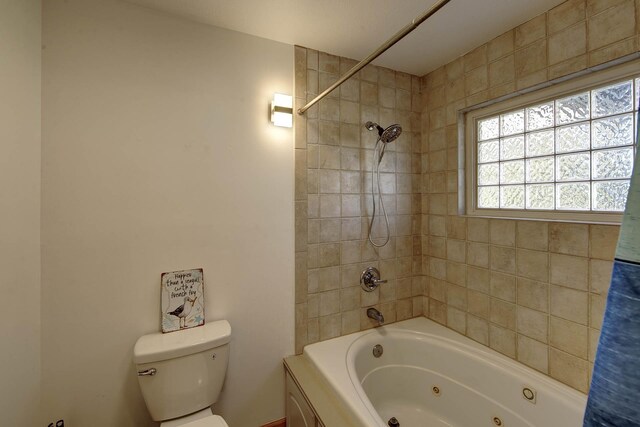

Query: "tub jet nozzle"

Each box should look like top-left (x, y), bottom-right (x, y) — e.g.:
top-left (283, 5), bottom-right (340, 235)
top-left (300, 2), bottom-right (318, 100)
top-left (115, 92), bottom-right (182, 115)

top-left (388, 417), bottom-right (400, 427)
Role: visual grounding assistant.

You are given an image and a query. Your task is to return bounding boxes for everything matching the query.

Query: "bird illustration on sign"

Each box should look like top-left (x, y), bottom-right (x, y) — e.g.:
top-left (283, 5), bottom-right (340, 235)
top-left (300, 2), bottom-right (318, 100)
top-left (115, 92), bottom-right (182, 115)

top-left (161, 268), bottom-right (205, 333)
top-left (167, 295), bottom-right (198, 328)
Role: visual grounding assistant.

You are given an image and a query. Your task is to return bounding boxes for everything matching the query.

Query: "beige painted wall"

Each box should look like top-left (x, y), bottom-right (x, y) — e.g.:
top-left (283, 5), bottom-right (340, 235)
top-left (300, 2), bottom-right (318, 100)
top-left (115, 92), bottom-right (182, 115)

top-left (41, 1), bottom-right (294, 425)
top-left (0, 0), bottom-right (42, 425)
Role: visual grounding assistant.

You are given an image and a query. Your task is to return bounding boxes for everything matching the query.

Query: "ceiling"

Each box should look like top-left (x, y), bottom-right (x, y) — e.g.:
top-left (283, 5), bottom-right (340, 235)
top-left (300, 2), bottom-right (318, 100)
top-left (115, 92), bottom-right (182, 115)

top-left (127, 0), bottom-right (566, 76)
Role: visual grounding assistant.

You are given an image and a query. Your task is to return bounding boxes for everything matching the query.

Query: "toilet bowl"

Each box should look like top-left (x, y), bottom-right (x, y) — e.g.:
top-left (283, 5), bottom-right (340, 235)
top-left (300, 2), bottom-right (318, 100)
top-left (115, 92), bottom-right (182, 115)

top-left (134, 320), bottom-right (232, 426)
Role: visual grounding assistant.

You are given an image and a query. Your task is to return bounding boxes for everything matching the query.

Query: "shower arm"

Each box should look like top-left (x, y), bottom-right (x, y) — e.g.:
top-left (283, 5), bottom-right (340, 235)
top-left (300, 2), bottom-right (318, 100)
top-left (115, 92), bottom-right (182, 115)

top-left (296, 0), bottom-right (452, 115)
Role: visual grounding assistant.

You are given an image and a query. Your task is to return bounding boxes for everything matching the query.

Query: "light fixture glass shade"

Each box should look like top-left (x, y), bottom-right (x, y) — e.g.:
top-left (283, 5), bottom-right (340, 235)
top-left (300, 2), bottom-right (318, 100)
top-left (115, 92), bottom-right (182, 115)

top-left (271, 93), bottom-right (293, 127)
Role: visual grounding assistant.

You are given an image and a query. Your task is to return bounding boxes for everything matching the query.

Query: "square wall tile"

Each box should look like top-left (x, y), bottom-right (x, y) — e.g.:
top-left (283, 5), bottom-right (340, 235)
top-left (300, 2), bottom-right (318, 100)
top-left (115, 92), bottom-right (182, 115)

top-left (464, 44), bottom-right (488, 72)
top-left (489, 55), bottom-right (515, 87)
top-left (549, 348), bottom-right (589, 392)
top-left (515, 14), bottom-right (547, 48)
top-left (549, 223), bottom-right (589, 257)
top-left (490, 271), bottom-right (516, 302)
top-left (429, 299), bottom-right (447, 325)
top-left (491, 246), bottom-right (516, 274)
top-left (447, 283), bottom-right (467, 310)
top-left (517, 278), bottom-right (549, 312)
top-left (517, 307), bottom-right (549, 343)
top-left (447, 239), bottom-right (467, 263)
top-left (490, 298), bottom-right (516, 330)
top-left (516, 221), bottom-right (548, 251)
top-left (490, 324), bottom-right (516, 358)
top-left (550, 285), bottom-right (588, 325)
top-left (468, 290), bottom-right (490, 318)
top-left (447, 306), bottom-right (467, 334)
top-left (518, 335), bottom-right (549, 373)
top-left (589, 259), bottom-right (613, 296)
top-left (590, 225), bottom-right (619, 260)
top-left (468, 217), bottom-right (489, 242)
top-left (550, 316), bottom-right (588, 358)
top-left (468, 242), bottom-right (490, 268)
top-left (588, 0), bottom-right (635, 50)
top-left (467, 267), bottom-right (490, 294)
top-left (467, 315), bottom-right (489, 344)
top-left (548, 0), bottom-right (586, 34)
top-left (490, 219), bottom-right (516, 246)
top-left (319, 313), bottom-right (341, 340)
top-left (488, 30), bottom-right (515, 62)
top-left (550, 253), bottom-right (588, 290)
top-left (517, 249), bottom-right (549, 282)
top-left (515, 40), bottom-right (548, 77)
top-left (548, 22), bottom-right (587, 65)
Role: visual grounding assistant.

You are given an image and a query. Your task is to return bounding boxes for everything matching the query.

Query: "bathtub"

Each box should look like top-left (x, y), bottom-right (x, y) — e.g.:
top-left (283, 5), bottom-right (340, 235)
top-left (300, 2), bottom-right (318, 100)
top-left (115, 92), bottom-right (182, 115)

top-left (303, 317), bottom-right (587, 427)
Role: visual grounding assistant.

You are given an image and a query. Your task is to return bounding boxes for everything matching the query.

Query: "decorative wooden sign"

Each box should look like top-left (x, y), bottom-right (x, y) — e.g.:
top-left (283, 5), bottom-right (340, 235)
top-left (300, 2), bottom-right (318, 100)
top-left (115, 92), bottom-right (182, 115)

top-left (161, 268), bottom-right (205, 333)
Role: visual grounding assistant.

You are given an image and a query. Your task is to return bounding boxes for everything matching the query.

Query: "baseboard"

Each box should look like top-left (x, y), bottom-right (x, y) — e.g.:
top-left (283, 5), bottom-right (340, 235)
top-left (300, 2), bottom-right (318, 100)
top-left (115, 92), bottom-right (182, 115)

top-left (261, 418), bottom-right (286, 427)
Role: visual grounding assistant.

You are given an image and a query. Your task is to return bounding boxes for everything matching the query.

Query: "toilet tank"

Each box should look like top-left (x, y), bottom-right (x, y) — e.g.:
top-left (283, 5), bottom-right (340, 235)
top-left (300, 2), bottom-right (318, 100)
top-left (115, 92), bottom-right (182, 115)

top-left (133, 320), bottom-right (231, 422)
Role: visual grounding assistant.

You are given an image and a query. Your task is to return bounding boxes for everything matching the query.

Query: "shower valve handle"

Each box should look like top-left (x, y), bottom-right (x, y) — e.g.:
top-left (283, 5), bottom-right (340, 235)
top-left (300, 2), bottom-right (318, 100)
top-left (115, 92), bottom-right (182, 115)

top-left (361, 267), bottom-right (386, 292)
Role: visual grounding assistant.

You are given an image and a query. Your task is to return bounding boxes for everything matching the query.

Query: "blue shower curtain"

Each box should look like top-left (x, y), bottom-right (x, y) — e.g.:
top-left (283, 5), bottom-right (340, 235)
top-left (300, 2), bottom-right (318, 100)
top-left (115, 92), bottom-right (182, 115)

top-left (583, 104), bottom-right (640, 426)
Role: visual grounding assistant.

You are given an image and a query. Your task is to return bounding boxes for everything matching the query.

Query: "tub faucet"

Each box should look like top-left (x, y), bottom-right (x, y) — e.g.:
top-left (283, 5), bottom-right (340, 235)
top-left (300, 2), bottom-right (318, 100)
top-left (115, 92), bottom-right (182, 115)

top-left (367, 308), bottom-right (384, 325)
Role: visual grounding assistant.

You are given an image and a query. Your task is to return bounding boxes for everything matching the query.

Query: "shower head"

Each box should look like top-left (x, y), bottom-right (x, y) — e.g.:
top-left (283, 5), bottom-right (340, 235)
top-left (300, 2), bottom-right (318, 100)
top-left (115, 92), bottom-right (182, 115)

top-left (365, 121), bottom-right (402, 143)
top-left (380, 124), bottom-right (402, 143)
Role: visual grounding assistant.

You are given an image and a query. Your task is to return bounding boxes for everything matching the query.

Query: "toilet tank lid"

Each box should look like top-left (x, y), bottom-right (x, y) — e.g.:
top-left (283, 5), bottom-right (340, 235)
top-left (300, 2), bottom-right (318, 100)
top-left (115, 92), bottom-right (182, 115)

top-left (134, 320), bottom-right (231, 364)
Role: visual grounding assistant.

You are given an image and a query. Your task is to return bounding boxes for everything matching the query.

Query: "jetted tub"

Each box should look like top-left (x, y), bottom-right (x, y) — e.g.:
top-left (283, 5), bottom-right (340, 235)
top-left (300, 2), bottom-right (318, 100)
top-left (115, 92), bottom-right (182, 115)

top-left (303, 317), bottom-right (587, 427)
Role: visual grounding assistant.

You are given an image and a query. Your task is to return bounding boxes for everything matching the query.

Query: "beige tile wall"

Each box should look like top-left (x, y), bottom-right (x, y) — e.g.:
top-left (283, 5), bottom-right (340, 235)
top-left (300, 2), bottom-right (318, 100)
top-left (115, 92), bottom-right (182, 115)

top-left (294, 47), bottom-right (425, 354)
top-left (420, 0), bottom-right (638, 393)
top-left (294, 0), bottom-right (638, 394)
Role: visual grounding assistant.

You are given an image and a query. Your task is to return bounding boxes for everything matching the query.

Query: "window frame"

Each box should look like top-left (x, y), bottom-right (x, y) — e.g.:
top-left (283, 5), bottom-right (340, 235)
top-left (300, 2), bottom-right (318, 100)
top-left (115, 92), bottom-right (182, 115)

top-left (462, 57), bottom-right (640, 224)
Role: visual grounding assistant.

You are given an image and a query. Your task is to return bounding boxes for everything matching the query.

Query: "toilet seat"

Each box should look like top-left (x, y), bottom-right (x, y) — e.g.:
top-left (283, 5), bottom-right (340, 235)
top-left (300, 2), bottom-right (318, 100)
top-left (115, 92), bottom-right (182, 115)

top-left (161, 408), bottom-right (228, 427)
top-left (182, 415), bottom-right (228, 427)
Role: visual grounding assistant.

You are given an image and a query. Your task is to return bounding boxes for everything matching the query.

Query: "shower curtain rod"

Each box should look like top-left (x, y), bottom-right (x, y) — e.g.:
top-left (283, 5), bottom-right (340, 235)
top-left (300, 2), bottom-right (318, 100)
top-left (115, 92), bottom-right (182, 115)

top-left (297, 0), bottom-right (452, 115)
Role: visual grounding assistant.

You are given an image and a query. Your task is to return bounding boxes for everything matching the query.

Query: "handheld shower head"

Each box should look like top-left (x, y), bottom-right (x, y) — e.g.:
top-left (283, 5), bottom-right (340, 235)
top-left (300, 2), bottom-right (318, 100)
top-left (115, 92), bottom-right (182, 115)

top-left (380, 124), bottom-right (402, 143)
top-left (364, 122), bottom-right (402, 143)
top-left (365, 120), bottom-right (404, 249)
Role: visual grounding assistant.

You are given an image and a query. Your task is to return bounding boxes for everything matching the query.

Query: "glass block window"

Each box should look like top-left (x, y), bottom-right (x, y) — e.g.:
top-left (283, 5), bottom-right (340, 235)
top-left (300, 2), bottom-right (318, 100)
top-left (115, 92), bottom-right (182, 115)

top-left (474, 77), bottom-right (638, 214)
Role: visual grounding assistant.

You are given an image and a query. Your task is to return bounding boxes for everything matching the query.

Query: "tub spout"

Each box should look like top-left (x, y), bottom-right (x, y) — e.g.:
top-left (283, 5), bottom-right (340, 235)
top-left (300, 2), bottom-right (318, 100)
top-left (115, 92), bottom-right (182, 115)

top-left (367, 307), bottom-right (384, 325)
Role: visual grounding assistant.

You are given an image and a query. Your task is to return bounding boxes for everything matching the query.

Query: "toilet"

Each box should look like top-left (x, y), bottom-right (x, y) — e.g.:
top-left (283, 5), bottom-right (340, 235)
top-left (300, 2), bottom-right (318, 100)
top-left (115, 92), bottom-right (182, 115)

top-left (133, 320), bottom-right (232, 427)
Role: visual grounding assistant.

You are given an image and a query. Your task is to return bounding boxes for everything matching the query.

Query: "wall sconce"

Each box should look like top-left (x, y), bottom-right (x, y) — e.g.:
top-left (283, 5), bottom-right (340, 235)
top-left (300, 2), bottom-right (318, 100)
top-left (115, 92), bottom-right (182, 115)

top-left (270, 93), bottom-right (293, 128)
